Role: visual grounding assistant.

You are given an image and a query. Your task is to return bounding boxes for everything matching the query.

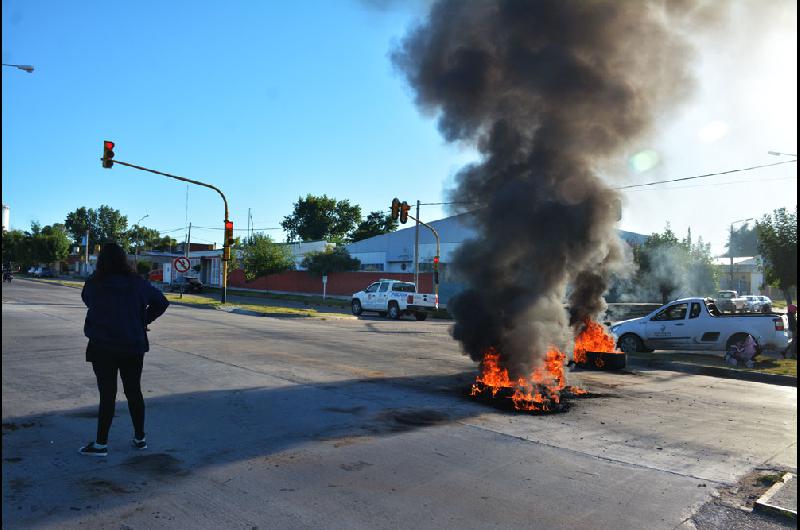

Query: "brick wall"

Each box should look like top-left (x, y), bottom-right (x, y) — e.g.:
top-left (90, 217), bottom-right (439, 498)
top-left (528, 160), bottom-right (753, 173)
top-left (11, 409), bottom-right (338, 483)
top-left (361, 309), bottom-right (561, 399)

top-left (228, 269), bottom-right (434, 296)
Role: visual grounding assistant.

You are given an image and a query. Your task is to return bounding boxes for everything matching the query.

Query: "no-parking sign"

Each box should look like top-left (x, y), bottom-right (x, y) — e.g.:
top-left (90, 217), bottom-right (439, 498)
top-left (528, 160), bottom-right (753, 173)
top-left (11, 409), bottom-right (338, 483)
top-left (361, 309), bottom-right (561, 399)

top-left (173, 257), bottom-right (191, 273)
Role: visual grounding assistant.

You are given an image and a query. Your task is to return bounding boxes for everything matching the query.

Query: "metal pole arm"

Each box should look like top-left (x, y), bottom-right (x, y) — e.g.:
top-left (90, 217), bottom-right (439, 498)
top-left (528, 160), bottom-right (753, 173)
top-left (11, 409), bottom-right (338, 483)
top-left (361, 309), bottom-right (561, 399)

top-left (109, 158), bottom-right (230, 303)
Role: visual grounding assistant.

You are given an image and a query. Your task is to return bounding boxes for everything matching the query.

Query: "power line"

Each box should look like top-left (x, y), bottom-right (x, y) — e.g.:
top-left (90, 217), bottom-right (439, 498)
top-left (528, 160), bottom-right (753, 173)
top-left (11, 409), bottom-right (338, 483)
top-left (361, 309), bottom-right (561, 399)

top-left (623, 174), bottom-right (797, 192)
top-left (614, 159), bottom-right (797, 190)
top-left (190, 225), bottom-right (281, 231)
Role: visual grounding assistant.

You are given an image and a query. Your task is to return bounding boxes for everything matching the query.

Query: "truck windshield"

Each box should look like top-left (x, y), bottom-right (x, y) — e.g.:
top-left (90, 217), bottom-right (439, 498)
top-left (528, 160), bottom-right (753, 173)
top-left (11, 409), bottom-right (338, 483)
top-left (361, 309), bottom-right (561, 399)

top-left (391, 282), bottom-right (416, 292)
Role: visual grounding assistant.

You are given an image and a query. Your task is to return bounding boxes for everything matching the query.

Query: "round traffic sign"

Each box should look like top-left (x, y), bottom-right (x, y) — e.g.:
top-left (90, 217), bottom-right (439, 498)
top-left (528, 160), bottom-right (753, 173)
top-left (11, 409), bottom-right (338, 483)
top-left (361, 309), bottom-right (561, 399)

top-left (173, 257), bottom-right (191, 273)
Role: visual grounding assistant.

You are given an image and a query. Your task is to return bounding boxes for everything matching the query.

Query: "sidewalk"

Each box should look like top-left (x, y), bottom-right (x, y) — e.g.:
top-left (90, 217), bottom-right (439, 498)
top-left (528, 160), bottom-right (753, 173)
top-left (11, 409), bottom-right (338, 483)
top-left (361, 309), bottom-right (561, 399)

top-left (756, 472), bottom-right (797, 520)
top-left (628, 351), bottom-right (797, 387)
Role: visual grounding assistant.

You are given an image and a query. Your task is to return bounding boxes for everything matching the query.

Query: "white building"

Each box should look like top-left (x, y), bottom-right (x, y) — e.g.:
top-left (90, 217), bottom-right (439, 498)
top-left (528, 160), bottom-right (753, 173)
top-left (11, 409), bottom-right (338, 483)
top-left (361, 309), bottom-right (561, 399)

top-left (2, 204), bottom-right (9, 232)
top-left (345, 213), bottom-right (647, 273)
top-left (713, 256), bottom-right (766, 295)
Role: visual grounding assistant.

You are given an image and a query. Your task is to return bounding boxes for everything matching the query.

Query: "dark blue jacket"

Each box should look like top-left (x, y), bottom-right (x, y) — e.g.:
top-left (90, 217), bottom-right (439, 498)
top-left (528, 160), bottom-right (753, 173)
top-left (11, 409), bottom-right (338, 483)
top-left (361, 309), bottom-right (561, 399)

top-left (82, 273), bottom-right (169, 356)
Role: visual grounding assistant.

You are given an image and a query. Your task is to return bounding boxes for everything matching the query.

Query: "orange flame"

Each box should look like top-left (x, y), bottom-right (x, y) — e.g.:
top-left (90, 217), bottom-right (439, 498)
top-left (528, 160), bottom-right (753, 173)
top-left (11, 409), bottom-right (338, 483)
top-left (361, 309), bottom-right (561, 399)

top-left (573, 319), bottom-right (618, 364)
top-left (471, 347), bottom-right (574, 411)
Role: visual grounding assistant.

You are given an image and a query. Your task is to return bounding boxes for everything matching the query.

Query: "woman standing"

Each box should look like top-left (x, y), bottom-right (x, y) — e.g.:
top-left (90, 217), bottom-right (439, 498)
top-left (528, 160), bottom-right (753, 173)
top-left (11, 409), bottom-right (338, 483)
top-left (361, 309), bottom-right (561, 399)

top-left (79, 242), bottom-right (169, 456)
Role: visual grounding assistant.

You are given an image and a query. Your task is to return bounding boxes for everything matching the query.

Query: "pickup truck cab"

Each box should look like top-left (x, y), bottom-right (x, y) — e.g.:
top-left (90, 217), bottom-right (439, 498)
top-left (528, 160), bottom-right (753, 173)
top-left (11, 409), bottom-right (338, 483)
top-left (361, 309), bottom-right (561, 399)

top-left (611, 297), bottom-right (788, 354)
top-left (351, 279), bottom-right (437, 321)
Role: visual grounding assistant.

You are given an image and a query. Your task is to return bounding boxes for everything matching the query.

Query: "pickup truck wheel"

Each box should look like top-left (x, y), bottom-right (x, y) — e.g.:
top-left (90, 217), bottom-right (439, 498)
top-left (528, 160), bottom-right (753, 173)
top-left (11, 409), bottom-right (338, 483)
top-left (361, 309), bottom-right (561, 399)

top-left (414, 312), bottom-right (428, 321)
top-left (351, 299), bottom-right (363, 316)
top-left (388, 302), bottom-right (400, 320)
top-left (618, 333), bottom-right (644, 354)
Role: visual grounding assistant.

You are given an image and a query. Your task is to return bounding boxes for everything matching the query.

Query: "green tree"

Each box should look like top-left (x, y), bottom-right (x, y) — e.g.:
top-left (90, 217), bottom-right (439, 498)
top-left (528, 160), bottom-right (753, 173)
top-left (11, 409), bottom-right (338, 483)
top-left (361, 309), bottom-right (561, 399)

top-left (2, 230), bottom-right (33, 268)
top-left (281, 194), bottom-right (362, 243)
top-left (64, 207), bottom-right (97, 246)
top-left (241, 234), bottom-right (295, 282)
top-left (726, 223), bottom-right (760, 257)
top-left (64, 205), bottom-right (128, 250)
top-left (632, 225), bottom-right (717, 303)
top-left (127, 225), bottom-right (163, 252)
top-left (301, 246), bottom-right (361, 276)
top-left (95, 205), bottom-right (129, 248)
top-left (756, 206), bottom-right (797, 305)
top-left (350, 211), bottom-right (398, 242)
top-left (30, 223), bottom-right (71, 266)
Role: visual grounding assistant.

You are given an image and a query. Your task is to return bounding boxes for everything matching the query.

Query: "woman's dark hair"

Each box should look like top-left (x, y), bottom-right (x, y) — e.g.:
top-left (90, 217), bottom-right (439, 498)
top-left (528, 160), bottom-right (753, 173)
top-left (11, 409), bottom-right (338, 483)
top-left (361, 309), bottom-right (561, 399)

top-left (94, 242), bottom-right (133, 280)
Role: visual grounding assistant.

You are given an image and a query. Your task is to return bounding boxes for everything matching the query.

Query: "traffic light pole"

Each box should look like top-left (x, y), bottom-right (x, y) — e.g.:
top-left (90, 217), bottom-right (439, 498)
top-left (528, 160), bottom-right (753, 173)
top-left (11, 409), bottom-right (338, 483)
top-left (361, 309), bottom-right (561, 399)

top-left (105, 159), bottom-right (231, 304)
top-left (414, 200), bottom-right (420, 289)
top-left (407, 214), bottom-right (440, 309)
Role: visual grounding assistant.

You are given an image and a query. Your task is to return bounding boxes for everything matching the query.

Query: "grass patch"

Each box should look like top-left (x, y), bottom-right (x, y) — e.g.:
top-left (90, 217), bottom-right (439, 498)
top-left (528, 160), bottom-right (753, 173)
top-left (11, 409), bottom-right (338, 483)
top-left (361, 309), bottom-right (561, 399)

top-left (202, 287), bottom-right (351, 308)
top-left (629, 351), bottom-right (796, 378)
top-left (164, 293), bottom-right (350, 319)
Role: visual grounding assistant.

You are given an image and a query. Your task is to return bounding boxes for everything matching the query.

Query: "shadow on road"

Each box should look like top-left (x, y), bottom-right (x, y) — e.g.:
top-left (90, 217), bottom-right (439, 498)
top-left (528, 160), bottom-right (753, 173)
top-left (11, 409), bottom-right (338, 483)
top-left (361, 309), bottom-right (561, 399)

top-left (3, 371), bottom-right (489, 527)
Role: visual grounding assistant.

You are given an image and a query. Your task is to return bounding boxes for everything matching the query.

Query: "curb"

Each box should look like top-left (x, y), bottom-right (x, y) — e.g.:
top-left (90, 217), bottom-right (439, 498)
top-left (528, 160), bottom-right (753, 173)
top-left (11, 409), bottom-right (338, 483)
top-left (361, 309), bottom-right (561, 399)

top-left (627, 357), bottom-right (797, 387)
top-left (755, 473), bottom-right (797, 520)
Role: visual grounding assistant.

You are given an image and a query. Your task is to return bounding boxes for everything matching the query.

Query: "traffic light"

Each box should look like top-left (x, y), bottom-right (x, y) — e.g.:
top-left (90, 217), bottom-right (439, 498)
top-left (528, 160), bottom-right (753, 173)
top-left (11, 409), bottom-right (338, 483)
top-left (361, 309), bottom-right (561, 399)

top-left (433, 255), bottom-right (440, 284)
top-left (223, 220), bottom-right (234, 260)
top-left (102, 140), bottom-right (115, 169)
top-left (400, 201), bottom-right (411, 224)
top-left (391, 198), bottom-right (400, 221)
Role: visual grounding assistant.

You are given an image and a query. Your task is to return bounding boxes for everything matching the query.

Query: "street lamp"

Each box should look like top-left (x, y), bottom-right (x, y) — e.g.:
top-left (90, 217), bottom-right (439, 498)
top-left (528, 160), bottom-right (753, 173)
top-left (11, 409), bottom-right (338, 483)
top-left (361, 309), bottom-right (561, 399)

top-left (729, 217), bottom-right (753, 292)
top-left (134, 214), bottom-right (149, 272)
top-left (2, 63), bottom-right (34, 73)
top-left (768, 150), bottom-right (798, 157)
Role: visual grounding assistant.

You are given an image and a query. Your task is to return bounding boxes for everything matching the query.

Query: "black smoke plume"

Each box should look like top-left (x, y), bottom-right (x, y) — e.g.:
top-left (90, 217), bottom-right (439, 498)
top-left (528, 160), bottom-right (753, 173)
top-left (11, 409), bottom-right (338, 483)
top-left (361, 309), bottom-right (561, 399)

top-left (394, 0), bottom-right (697, 378)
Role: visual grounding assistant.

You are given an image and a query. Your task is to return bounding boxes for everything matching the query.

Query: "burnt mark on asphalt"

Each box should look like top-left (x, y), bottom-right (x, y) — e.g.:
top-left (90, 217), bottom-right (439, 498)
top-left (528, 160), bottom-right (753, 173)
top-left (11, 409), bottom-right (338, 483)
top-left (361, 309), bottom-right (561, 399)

top-left (122, 453), bottom-right (189, 479)
top-left (322, 406), bottom-right (366, 415)
top-left (340, 460), bottom-right (373, 472)
top-left (368, 408), bottom-right (452, 434)
top-left (2, 421), bottom-right (38, 434)
top-left (81, 478), bottom-right (134, 495)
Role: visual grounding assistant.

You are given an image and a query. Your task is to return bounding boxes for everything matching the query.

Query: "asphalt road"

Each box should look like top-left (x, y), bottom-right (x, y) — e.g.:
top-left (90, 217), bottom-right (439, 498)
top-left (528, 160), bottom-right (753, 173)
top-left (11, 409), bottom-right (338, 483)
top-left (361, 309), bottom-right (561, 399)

top-left (3, 279), bottom-right (796, 529)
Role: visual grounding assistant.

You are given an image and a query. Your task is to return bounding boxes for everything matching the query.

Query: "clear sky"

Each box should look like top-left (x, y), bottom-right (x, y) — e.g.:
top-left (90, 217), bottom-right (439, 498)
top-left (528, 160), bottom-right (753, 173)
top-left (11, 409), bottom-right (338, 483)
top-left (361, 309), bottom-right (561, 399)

top-left (2, 1), bottom-right (796, 254)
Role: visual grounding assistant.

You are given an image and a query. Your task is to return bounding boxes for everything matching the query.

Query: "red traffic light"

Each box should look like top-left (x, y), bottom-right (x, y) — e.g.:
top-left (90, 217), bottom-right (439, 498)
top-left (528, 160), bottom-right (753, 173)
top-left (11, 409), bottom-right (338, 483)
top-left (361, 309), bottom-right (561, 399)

top-left (102, 140), bottom-right (115, 169)
top-left (433, 256), bottom-right (439, 264)
top-left (225, 220), bottom-right (233, 231)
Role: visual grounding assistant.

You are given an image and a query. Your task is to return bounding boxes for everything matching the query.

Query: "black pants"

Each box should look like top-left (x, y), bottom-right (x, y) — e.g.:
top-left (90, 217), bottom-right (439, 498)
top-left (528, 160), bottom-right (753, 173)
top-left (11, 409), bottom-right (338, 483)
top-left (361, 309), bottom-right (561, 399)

top-left (92, 356), bottom-right (145, 444)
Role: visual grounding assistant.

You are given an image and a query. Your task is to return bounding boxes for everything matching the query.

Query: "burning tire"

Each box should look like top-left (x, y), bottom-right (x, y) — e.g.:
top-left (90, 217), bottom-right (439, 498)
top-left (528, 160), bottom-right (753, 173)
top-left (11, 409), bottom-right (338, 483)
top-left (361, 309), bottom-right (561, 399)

top-left (351, 299), bottom-right (363, 316)
top-left (617, 333), bottom-right (644, 354)
top-left (574, 351), bottom-right (627, 371)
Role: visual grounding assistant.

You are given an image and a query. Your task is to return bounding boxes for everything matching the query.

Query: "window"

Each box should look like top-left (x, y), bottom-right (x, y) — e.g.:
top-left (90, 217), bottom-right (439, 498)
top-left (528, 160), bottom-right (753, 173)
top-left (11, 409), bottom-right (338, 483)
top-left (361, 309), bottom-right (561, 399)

top-left (365, 283), bottom-right (380, 293)
top-left (652, 303), bottom-right (688, 321)
top-left (391, 282), bottom-right (416, 292)
top-left (689, 302), bottom-right (701, 319)
top-left (378, 282), bottom-right (390, 292)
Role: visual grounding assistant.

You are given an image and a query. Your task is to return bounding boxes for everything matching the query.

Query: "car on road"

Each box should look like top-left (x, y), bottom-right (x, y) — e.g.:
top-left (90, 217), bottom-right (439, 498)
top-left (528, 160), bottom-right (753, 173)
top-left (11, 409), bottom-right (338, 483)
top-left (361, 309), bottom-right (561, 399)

top-left (714, 290), bottom-right (748, 313)
top-left (610, 297), bottom-right (788, 355)
top-left (756, 295), bottom-right (773, 313)
top-left (32, 267), bottom-right (55, 278)
top-left (743, 295), bottom-right (761, 313)
top-left (168, 276), bottom-right (203, 293)
top-left (351, 279), bottom-right (437, 320)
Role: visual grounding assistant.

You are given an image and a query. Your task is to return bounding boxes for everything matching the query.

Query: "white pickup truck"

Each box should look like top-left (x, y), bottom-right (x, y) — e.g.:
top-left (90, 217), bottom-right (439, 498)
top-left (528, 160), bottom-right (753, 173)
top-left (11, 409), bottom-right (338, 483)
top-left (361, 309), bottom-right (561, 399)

top-left (351, 279), bottom-right (437, 321)
top-left (610, 297), bottom-right (788, 354)
top-left (714, 290), bottom-right (748, 313)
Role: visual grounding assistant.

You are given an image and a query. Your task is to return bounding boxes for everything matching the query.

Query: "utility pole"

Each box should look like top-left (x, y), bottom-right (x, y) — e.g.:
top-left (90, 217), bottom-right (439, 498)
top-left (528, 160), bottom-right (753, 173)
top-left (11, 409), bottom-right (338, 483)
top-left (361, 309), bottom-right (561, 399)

top-left (84, 230), bottom-right (90, 276)
top-left (186, 223), bottom-right (191, 258)
top-left (414, 199), bottom-right (420, 287)
top-left (729, 217), bottom-right (753, 291)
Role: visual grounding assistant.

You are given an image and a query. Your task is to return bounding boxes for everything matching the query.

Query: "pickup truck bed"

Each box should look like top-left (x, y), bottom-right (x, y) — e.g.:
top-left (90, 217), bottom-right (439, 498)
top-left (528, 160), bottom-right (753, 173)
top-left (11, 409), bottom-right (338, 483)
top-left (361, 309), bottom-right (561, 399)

top-left (611, 297), bottom-right (788, 354)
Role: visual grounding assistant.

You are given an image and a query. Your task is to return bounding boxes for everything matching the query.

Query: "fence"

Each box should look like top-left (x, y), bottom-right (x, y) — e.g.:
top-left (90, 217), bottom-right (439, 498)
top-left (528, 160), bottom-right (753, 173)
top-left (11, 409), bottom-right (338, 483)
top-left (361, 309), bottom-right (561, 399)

top-left (228, 270), bottom-right (434, 297)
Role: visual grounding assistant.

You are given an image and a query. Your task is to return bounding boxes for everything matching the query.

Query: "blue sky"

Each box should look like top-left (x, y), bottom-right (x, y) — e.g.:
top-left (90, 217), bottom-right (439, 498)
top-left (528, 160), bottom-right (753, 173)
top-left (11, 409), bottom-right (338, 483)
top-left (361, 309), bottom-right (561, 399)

top-left (2, 1), bottom-right (797, 253)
